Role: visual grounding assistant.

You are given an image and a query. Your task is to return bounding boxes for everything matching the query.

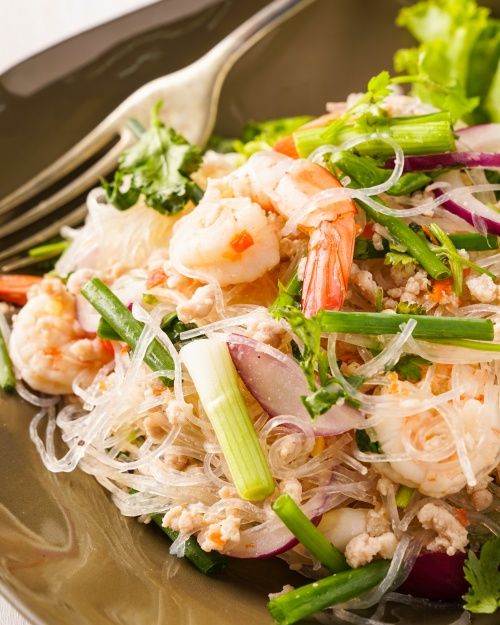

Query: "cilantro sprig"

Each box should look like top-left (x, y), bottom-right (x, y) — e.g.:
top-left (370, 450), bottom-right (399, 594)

top-left (463, 537), bottom-right (500, 614)
top-left (102, 101), bottom-right (203, 215)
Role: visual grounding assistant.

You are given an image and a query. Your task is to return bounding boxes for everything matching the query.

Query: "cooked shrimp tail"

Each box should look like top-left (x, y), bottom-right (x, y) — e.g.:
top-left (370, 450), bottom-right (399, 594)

top-left (301, 215), bottom-right (356, 317)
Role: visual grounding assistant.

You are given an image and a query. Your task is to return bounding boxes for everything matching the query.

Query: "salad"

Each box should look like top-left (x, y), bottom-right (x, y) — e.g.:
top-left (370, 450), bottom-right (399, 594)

top-left (1, 1), bottom-right (500, 623)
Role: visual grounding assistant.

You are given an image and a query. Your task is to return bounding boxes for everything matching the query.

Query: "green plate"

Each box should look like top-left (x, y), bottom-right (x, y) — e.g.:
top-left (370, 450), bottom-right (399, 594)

top-left (0, 1), bottom-right (498, 623)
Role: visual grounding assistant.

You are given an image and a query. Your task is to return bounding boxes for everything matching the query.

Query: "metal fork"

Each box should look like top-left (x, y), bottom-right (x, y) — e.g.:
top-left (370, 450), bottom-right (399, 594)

top-left (0, 0), bottom-right (315, 272)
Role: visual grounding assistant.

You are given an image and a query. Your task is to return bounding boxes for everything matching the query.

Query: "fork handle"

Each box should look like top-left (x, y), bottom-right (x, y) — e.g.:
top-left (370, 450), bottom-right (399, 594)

top-left (199, 0), bottom-right (316, 81)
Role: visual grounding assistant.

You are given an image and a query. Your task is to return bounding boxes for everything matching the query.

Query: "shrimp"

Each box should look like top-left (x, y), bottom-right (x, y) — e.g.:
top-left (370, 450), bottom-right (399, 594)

top-left (169, 196), bottom-right (281, 287)
top-left (170, 151), bottom-right (356, 314)
top-left (373, 364), bottom-right (500, 498)
top-left (9, 278), bottom-right (112, 395)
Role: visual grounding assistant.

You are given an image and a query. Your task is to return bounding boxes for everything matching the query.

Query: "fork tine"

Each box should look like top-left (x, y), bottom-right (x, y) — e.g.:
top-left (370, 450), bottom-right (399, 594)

top-left (0, 133), bottom-right (131, 240)
top-left (0, 205), bottom-right (87, 269)
top-left (0, 121), bottom-right (123, 216)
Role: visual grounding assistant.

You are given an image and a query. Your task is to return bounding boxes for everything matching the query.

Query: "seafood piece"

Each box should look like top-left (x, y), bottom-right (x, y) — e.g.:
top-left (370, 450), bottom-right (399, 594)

top-left (9, 278), bottom-right (111, 395)
top-left (373, 364), bottom-right (500, 498)
top-left (170, 197), bottom-right (280, 287)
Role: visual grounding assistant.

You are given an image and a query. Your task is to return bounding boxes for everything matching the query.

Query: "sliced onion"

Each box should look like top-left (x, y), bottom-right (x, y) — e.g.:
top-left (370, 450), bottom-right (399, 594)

top-left (456, 124), bottom-right (500, 153)
top-left (434, 171), bottom-right (500, 236)
top-left (227, 335), bottom-right (363, 436)
top-left (385, 152), bottom-right (500, 172)
top-left (399, 551), bottom-right (469, 601)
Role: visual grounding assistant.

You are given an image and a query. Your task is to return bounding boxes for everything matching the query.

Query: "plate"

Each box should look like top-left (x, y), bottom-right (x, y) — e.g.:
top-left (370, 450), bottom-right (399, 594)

top-left (0, 1), bottom-right (498, 624)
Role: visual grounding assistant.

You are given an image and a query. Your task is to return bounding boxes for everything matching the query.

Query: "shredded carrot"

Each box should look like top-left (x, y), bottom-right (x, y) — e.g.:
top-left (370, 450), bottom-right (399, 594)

top-left (230, 230), bottom-right (254, 254)
top-left (146, 268), bottom-right (167, 289)
top-left (430, 277), bottom-right (454, 303)
top-left (312, 437), bottom-right (325, 457)
top-left (0, 274), bottom-right (42, 306)
top-left (361, 222), bottom-right (375, 239)
top-left (208, 531), bottom-right (225, 549)
top-left (455, 508), bottom-right (469, 528)
top-left (100, 339), bottom-right (115, 355)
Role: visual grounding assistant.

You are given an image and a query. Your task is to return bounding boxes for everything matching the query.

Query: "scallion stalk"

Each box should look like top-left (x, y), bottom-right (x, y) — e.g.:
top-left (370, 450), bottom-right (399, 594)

top-left (318, 311), bottom-right (494, 341)
top-left (81, 278), bottom-right (174, 385)
top-left (96, 318), bottom-right (121, 341)
top-left (151, 514), bottom-right (227, 575)
top-left (0, 326), bottom-right (15, 392)
top-left (448, 233), bottom-right (498, 251)
top-left (294, 112), bottom-right (455, 158)
top-left (395, 486), bottom-right (414, 508)
top-left (267, 560), bottom-right (390, 625)
top-left (180, 339), bottom-right (275, 502)
top-left (272, 494), bottom-right (347, 572)
top-left (430, 338), bottom-right (500, 351)
top-left (28, 240), bottom-right (69, 258)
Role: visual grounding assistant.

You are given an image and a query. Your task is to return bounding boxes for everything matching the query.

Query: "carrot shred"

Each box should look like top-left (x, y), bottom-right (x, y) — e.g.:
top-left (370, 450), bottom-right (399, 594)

top-left (230, 230), bottom-right (254, 254)
top-left (0, 274), bottom-right (42, 306)
top-left (430, 277), bottom-right (454, 303)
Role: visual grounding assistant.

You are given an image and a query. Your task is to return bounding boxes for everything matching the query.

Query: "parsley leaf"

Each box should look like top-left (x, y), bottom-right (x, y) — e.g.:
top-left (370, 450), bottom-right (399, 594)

top-left (384, 251), bottom-right (417, 267)
top-left (103, 101), bottom-right (203, 214)
top-left (463, 537), bottom-right (500, 614)
top-left (390, 354), bottom-right (431, 382)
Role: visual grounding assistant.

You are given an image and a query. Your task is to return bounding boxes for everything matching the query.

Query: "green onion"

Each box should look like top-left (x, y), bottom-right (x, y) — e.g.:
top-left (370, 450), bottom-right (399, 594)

top-left (180, 339), bottom-right (275, 502)
top-left (28, 240), bottom-right (69, 259)
top-left (151, 514), bottom-right (227, 575)
top-left (448, 233), bottom-right (498, 251)
top-left (96, 318), bottom-right (121, 341)
top-left (329, 150), bottom-right (431, 196)
top-left (395, 486), bottom-right (414, 508)
top-left (0, 326), bottom-right (15, 392)
top-left (267, 559), bottom-right (390, 625)
top-left (81, 278), bottom-right (174, 385)
top-left (272, 494), bottom-right (347, 573)
top-left (318, 310), bottom-right (494, 341)
top-left (295, 112), bottom-right (455, 158)
top-left (430, 338), bottom-right (500, 352)
top-left (359, 200), bottom-right (450, 280)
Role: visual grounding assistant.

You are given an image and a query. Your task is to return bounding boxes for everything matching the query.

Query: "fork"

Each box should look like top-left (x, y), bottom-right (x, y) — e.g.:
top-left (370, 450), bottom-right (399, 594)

top-left (0, 0), bottom-right (315, 272)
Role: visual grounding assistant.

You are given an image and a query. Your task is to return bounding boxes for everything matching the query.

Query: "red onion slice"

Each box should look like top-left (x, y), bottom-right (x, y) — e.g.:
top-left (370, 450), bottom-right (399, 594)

top-left (456, 123), bottom-right (500, 153)
top-left (433, 171), bottom-right (500, 236)
top-left (399, 551), bottom-right (469, 601)
top-left (228, 335), bottom-right (363, 436)
top-left (385, 152), bottom-right (500, 172)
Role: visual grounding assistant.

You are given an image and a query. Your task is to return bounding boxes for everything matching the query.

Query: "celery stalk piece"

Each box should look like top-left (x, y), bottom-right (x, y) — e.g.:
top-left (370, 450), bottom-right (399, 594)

top-left (180, 339), bottom-right (275, 502)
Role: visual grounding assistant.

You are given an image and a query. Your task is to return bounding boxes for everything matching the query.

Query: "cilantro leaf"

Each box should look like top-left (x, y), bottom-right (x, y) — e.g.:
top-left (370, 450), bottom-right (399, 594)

top-left (395, 0), bottom-right (499, 123)
top-left (302, 382), bottom-right (348, 418)
top-left (384, 251), bottom-right (417, 267)
top-left (103, 101), bottom-right (203, 214)
top-left (274, 306), bottom-right (321, 391)
top-left (355, 429), bottom-right (383, 454)
top-left (396, 301), bottom-right (427, 315)
top-left (160, 312), bottom-right (197, 347)
top-left (390, 354), bottom-right (431, 382)
top-left (463, 537), bottom-right (500, 614)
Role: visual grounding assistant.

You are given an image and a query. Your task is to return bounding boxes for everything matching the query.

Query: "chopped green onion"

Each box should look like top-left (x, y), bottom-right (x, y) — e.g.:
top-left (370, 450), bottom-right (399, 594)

top-left (96, 318), bottom-right (121, 341)
top-left (448, 233), bottom-right (498, 251)
top-left (430, 338), bottom-right (500, 352)
top-left (180, 339), bottom-right (275, 502)
top-left (151, 514), bottom-right (227, 575)
top-left (318, 310), bottom-right (494, 341)
top-left (81, 278), bottom-right (174, 385)
top-left (0, 326), bottom-right (15, 392)
top-left (267, 560), bottom-right (390, 625)
top-left (395, 486), bottom-right (414, 508)
top-left (295, 112), bottom-right (455, 158)
top-left (272, 494), bottom-right (347, 573)
top-left (358, 199), bottom-right (450, 280)
top-left (28, 240), bottom-right (69, 259)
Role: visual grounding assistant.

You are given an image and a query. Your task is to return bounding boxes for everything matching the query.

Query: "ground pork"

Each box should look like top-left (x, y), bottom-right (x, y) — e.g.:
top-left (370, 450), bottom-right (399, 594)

top-left (344, 532), bottom-right (398, 568)
top-left (245, 310), bottom-right (286, 348)
top-left (466, 274), bottom-right (499, 304)
top-left (417, 503), bottom-right (468, 556)
top-left (176, 284), bottom-right (216, 323)
top-left (350, 263), bottom-right (379, 304)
